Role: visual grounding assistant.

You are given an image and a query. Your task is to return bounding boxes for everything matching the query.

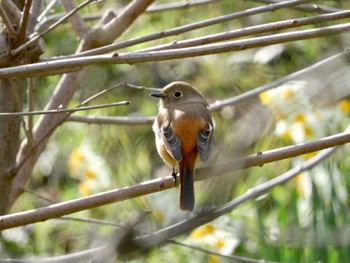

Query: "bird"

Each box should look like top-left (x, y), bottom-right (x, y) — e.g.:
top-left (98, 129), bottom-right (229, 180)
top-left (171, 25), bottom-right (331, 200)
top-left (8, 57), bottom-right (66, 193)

top-left (151, 81), bottom-right (214, 211)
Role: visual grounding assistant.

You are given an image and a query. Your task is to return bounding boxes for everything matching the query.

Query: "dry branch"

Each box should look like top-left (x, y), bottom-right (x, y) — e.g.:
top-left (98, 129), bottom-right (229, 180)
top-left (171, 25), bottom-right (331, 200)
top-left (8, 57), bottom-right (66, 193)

top-left (1, 23), bottom-right (350, 79)
top-left (57, 0), bottom-right (313, 59)
top-left (1, 128), bottom-right (349, 230)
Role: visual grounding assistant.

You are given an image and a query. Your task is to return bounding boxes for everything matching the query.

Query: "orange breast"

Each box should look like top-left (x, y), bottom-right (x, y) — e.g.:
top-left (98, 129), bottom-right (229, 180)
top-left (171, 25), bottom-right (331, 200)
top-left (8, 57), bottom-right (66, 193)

top-left (171, 111), bottom-right (206, 156)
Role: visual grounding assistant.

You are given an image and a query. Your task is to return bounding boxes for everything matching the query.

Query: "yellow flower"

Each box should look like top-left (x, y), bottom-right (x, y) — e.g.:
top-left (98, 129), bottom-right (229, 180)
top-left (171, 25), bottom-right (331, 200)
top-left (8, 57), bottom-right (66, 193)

top-left (259, 91), bottom-right (272, 106)
top-left (294, 114), bottom-right (305, 123)
top-left (303, 124), bottom-right (313, 137)
top-left (208, 254), bottom-right (219, 263)
top-left (67, 148), bottom-right (84, 175)
top-left (215, 239), bottom-right (225, 249)
top-left (78, 181), bottom-right (91, 196)
top-left (84, 169), bottom-right (95, 179)
top-left (280, 88), bottom-right (295, 100)
top-left (280, 130), bottom-right (291, 142)
top-left (339, 99), bottom-right (350, 115)
top-left (191, 224), bottom-right (214, 239)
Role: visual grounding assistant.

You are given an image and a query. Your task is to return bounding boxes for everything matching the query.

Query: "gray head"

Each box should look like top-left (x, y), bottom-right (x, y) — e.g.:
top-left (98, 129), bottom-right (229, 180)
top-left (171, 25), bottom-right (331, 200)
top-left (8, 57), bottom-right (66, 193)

top-left (150, 81), bottom-right (208, 107)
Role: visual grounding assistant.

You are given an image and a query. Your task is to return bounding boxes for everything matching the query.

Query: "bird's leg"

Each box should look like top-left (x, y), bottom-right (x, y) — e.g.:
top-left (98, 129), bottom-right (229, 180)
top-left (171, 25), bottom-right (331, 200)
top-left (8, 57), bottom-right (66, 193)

top-left (171, 166), bottom-right (178, 187)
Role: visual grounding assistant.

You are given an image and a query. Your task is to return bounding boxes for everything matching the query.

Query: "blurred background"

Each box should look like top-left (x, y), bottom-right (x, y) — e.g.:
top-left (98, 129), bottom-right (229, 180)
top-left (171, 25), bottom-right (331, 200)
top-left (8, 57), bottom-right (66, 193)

top-left (2, 0), bottom-right (350, 262)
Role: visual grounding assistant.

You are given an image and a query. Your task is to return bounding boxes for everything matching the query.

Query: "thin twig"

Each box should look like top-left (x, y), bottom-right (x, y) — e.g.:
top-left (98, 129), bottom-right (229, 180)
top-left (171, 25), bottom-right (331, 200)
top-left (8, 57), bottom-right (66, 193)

top-left (0, 128), bottom-right (349, 230)
top-left (251, 0), bottom-right (343, 13)
top-left (2, 0), bottom-right (21, 24)
top-left (27, 78), bottom-right (34, 145)
top-left (0, 6), bottom-right (16, 38)
top-left (36, 0), bottom-right (220, 31)
top-left (140, 9), bottom-right (350, 52)
top-left (61, 0), bottom-right (87, 39)
top-left (0, 101), bottom-right (130, 117)
top-left (37, 0), bottom-right (59, 22)
top-left (11, 0), bottom-right (97, 56)
top-left (11, 83), bottom-right (131, 176)
top-left (146, 0), bottom-right (220, 13)
top-left (66, 115), bottom-right (155, 125)
top-left (18, 0), bottom-right (33, 43)
top-left (54, 0), bottom-right (313, 59)
top-left (170, 239), bottom-right (276, 263)
top-left (209, 50), bottom-right (347, 111)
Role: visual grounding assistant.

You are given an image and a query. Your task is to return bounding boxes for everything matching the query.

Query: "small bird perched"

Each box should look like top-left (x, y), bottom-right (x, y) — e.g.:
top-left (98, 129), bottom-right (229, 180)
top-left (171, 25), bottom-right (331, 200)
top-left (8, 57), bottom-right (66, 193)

top-left (151, 81), bottom-right (214, 211)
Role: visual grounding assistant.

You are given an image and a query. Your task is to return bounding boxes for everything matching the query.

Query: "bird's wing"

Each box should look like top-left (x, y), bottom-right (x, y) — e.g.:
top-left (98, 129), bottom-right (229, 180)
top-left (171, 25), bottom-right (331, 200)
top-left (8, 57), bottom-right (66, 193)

top-left (197, 122), bottom-right (214, 162)
top-left (161, 122), bottom-right (182, 162)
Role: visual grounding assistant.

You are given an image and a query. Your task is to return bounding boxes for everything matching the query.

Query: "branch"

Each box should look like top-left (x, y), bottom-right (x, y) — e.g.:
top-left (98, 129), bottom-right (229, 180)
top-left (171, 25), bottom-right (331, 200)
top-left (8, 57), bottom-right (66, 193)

top-left (11, 0), bottom-right (97, 56)
top-left (136, 142), bottom-right (337, 247)
top-left (18, 0), bottom-right (33, 43)
top-left (251, 0), bottom-right (343, 13)
top-left (8, 0), bottom-right (156, 211)
top-left (2, 0), bottom-right (21, 24)
top-left (170, 239), bottom-right (278, 263)
top-left (85, 0), bottom-right (154, 48)
top-left (55, 0), bottom-right (313, 59)
top-left (0, 101), bottom-right (130, 116)
top-left (1, 128), bottom-right (349, 230)
top-left (140, 9), bottom-right (350, 52)
top-left (66, 115), bottom-right (154, 125)
top-left (2, 23), bottom-right (350, 79)
top-left (0, 6), bottom-right (16, 38)
top-left (64, 50), bottom-right (347, 126)
top-left (37, 0), bottom-right (59, 22)
top-left (61, 0), bottom-right (87, 39)
top-left (210, 50), bottom-right (347, 111)
top-left (146, 0), bottom-right (220, 13)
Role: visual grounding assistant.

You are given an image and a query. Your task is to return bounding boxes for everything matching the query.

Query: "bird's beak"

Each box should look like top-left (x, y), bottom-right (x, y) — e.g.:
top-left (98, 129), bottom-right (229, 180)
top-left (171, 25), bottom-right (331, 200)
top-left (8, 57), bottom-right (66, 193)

top-left (150, 93), bottom-right (165, 99)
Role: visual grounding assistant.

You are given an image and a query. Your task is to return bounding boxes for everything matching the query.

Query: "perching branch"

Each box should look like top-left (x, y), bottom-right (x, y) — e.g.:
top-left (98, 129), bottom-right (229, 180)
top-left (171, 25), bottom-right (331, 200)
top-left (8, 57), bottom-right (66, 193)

top-left (0, 128), bottom-right (349, 230)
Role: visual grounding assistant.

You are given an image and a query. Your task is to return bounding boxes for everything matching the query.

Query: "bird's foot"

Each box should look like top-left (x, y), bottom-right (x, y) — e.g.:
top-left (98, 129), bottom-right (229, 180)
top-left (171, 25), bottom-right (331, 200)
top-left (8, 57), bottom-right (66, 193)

top-left (171, 168), bottom-right (178, 187)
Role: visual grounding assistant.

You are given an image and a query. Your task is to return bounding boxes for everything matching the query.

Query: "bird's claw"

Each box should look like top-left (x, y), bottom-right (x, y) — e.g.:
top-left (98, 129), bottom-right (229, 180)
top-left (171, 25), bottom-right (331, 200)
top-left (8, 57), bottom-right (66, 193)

top-left (171, 168), bottom-right (178, 187)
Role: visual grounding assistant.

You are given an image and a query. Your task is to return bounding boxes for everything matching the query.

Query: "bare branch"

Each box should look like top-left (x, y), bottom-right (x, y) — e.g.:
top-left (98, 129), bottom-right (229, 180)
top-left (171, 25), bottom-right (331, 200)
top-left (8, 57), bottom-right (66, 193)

top-left (11, 0), bottom-right (97, 56)
top-left (85, 0), bottom-right (154, 49)
top-left (2, 24), bottom-right (350, 79)
top-left (140, 9), bottom-right (350, 52)
top-left (210, 50), bottom-right (347, 111)
top-left (62, 50), bottom-right (347, 126)
top-left (66, 115), bottom-right (154, 125)
top-left (18, 0), bottom-right (33, 43)
top-left (1, 128), bottom-right (349, 230)
top-left (251, 0), bottom-right (343, 13)
top-left (57, 0), bottom-right (313, 59)
top-left (61, 0), bottom-right (87, 39)
top-left (37, 0), bottom-right (59, 22)
top-left (0, 101), bottom-right (130, 116)
top-left (138, 145), bottom-right (337, 246)
top-left (147, 0), bottom-right (220, 13)
top-left (2, 0), bottom-right (21, 24)
top-left (9, 0), bottom-right (156, 211)
top-left (170, 239), bottom-right (278, 263)
top-left (0, 6), bottom-right (16, 38)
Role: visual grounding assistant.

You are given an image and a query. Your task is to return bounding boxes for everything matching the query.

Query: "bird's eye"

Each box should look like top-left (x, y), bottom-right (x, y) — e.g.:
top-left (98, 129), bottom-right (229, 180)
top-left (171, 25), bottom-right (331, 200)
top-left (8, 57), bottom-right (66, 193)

top-left (173, 91), bottom-right (183, 98)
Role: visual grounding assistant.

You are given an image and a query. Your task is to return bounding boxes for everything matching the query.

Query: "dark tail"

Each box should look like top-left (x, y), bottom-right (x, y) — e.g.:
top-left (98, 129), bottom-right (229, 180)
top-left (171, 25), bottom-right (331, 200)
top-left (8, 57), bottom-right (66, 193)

top-left (179, 166), bottom-right (195, 211)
